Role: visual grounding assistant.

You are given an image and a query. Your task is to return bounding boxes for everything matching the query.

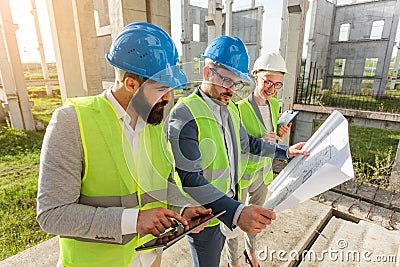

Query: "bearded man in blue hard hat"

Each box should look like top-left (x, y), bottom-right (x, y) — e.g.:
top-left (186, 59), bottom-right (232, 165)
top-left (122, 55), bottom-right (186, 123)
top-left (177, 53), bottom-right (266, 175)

top-left (37, 22), bottom-right (211, 267)
top-left (168, 36), bottom-right (309, 267)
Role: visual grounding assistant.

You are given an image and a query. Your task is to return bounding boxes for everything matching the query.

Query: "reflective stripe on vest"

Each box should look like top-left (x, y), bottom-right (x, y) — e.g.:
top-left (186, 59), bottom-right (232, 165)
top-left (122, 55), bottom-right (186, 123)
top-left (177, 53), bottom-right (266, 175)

top-left (59, 96), bottom-right (172, 267)
top-left (179, 93), bottom-right (242, 226)
top-left (237, 97), bottom-right (280, 188)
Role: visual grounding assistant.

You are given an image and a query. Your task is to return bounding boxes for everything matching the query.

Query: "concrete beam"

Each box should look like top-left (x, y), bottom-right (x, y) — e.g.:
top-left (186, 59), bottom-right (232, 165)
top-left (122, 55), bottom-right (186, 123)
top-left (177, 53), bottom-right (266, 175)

top-left (0, 0), bottom-right (35, 130)
top-left (71, 0), bottom-right (103, 97)
top-left (278, 0), bottom-right (309, 145)
top-left (46, 0), bottom-right (86, 102)
top-left (46, 0), bottom-right (103, 102)
top-left (0, 25), bottom-right (24, 130)
top-left (206, 0), bottom-right (224, 42)
top-left (31, 0), bottom-right (52, 96)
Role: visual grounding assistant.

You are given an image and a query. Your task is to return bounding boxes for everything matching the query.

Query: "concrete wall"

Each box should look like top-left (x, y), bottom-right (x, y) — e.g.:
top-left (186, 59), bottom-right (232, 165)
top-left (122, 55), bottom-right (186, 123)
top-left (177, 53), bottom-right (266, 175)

top-left (308, 0), bottom-right (400, 96)
top-left (305, 0), bottom-right (336, 81)
top-left (181, 5), bottom-right (263, 92)
top-left (226, 7), bottom-right (264, 69)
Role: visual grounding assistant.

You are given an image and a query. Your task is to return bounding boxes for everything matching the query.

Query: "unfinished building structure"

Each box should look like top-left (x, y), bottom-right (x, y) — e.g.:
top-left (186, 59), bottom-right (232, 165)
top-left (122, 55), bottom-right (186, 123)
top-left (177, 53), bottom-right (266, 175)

top-left (306, 0), bottom-right (400, 96)
top-left (180, 1), bottom-right (263, 92)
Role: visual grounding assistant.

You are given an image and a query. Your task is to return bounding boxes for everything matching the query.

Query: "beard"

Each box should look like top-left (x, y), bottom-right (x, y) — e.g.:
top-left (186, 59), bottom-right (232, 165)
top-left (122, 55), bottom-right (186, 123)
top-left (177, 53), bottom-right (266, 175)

top-left (130, 88), bottom-right (168, 125)
top-left (203, 84), bottom-right (233, 105)
top-left (146, 101), bottom-right (168, 125)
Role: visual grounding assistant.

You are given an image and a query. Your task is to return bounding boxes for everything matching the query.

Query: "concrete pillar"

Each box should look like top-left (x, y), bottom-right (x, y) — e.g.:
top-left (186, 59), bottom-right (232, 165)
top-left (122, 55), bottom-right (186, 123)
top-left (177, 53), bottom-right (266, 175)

top-left (46, 0), bottom-right (85, 102)
top-left (206, 0), bottom-right (224, 42)
top-left (225, 0), bottom-right (234, 36)
top-left (279, 0), bottom-right (288, 58)
top-left (0, 25), bottom-right (25, 130)
top-left (107, 0), bottom-right (173, 112)
top-left (46, 0), bottom-right (102, 103)
top-left (0, 0), bottom-right (35, 131)
top-left (71, 0), bottom-right (103, 97)
top-left (279, 0), bottom-right (309, 145)
top-left (304, 0), bottom-right (317, 81)
top-left (390, 141), bottom-right (400, 191)
top-left (31, 0), bottom-right (52, 96)
top-left (390, 45), bottom-right (400, 90)
top-left (374, 0), bottom-right (400, 96)
top-left (181, 0), bottom-right (193, 96)
top-left (107, 0), bottom-right (171, 36)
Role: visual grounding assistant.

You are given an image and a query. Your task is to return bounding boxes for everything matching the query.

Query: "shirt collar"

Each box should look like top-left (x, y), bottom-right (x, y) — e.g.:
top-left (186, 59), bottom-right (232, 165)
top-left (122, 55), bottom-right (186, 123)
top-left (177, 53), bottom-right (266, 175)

top-left (103, 89), bottom-right (146, 131)
top-left (103, 89), bottom-right (125, 120)
top-left (198, 88), bottom-right (222, 112)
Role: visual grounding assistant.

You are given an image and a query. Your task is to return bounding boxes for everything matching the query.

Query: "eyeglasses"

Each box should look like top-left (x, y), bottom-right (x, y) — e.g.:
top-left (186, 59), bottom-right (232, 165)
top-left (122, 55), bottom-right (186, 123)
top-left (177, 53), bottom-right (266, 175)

top-left (257, 75), bottom-right (283, 89)
top-left (209, 68), bottom-right (246, 90)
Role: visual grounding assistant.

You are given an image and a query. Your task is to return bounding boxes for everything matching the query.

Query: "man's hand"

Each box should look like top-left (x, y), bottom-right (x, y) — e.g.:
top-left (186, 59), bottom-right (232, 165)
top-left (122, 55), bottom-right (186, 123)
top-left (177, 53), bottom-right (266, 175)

top-left (262, 132), bottom-right (280, 142)
top-left (288, 142), bottom-right (310, 158)
top-left (237, 205), bottom-right (276, 234)
top-left (182, 206), bottom-right (212, 233)
top-left (136, 207), bottom-right (188, 237)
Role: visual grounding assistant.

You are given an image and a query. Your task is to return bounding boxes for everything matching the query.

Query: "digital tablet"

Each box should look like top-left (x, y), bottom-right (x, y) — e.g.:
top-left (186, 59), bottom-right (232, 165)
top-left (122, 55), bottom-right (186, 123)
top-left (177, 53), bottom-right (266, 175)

top-left (135, 210), bottom-right (226, 251)
top-left (277, 110), bottom-right (299, 127)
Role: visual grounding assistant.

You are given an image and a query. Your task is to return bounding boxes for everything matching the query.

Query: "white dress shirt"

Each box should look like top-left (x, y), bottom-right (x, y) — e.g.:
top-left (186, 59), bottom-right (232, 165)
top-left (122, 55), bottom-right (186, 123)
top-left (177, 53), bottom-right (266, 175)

top-left (199, 89), bottom-right (236, 197)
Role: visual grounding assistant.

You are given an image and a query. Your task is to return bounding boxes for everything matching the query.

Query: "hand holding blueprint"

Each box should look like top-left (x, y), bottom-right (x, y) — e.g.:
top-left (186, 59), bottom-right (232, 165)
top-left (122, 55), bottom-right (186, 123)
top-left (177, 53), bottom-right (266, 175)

top-left (264, 110), bottom-right (354, 212)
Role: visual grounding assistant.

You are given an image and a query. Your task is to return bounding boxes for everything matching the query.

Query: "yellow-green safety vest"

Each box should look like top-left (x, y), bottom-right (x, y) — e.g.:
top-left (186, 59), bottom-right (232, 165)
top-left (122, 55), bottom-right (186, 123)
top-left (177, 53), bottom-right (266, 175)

top-left (177, 93), bottom-right (243, 226)
top-left (60, 95), bottom-right (173, 267)
top-left (237, 97), bottom-right (280, 188)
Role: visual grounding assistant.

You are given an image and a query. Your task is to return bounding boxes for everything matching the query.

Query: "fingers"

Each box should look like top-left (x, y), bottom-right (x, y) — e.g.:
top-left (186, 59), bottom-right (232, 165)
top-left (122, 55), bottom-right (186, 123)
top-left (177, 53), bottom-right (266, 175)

top-left (193, 207), bottom-right (212, 217)
top-left (163, 208), bottom-right (189, 227)
top-left (288, 142), bottom-right (310, 158)
top-left (237, 205), bottom-right (277, 234)
top-left (137, 207), bottom-right (188, 236)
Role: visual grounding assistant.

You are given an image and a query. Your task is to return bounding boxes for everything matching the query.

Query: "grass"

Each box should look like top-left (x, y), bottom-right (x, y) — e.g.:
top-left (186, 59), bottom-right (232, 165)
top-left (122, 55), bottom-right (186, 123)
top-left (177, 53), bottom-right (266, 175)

top-left (28, 86), bottom-right (62, 126)
top-left (0, 126), bottom-right (54, 260)
top-left (314, 120), bottom-right (400, 188)
top-left (0, 87), bottom-right (61, 260)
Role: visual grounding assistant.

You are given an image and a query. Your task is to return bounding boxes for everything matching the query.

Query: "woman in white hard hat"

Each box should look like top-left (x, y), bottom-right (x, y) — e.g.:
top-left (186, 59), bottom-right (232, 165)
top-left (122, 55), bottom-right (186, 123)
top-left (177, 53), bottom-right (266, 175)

top-left (227, 53), bottom-right (291, 267)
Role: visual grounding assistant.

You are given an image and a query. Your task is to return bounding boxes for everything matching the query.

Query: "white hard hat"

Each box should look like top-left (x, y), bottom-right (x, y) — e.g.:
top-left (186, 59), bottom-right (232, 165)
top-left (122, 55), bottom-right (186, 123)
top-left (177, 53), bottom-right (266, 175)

top-left (251, 52), bottom-right (287, 76)
top-left (220, 223), bottom-right (243, 239)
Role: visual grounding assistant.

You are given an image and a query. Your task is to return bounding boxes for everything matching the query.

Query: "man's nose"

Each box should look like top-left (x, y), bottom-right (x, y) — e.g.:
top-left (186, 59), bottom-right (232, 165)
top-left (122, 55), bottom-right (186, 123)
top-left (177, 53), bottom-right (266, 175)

top-left (161, 90), bottom-right (172, 102)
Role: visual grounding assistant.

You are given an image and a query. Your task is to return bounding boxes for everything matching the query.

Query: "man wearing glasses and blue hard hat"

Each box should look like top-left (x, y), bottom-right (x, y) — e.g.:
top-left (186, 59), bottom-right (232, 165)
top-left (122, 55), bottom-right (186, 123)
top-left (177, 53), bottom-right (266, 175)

top-left (37, 22), bottom-right (210, 267)
top-left (168, 36), bottom-right (309, 267)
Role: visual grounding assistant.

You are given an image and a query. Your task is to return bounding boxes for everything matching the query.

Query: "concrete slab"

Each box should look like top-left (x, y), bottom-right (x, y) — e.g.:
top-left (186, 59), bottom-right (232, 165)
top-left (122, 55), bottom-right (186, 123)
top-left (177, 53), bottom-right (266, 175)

top-left (162, 199), bottom-right (332, 267)
top-left (0, 236), bottom-right (59, 267)
top-left (299, 217), bottom-right (400, 267)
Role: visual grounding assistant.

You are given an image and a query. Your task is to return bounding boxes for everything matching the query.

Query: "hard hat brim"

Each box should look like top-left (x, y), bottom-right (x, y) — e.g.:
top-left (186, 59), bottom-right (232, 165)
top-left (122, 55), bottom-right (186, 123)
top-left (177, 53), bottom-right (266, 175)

top-left (223, 64), bottom-right (252, 81)
top-left (106, 51), bottom-right (187, 89)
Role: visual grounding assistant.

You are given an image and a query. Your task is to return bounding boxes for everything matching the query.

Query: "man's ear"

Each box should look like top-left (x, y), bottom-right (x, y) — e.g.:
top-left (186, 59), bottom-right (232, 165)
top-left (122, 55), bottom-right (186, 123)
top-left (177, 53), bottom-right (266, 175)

top-left (203, 65), bottom-right (211, 81)
top-left (125, 77), bottom-right (140, 94)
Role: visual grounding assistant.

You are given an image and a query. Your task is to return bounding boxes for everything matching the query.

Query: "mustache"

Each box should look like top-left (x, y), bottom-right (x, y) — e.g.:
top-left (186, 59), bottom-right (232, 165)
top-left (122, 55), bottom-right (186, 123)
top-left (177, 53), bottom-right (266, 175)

top-left (221, 92), bottom-right (233, 97)
top-left (153, 100), bottom-right (169, 109)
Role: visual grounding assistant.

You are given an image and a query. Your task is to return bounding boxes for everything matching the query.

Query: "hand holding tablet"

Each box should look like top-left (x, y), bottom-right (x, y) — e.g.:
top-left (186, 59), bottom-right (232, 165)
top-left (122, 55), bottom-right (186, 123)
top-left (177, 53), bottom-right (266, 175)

top-left (135, 210), bottom-right (226, 251)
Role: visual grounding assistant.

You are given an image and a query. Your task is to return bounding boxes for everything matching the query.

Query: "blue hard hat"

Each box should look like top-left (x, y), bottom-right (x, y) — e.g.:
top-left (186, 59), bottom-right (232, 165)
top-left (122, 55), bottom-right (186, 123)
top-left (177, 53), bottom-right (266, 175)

top-left (105, 22), bottom-right (187, 89)
top-left (202, 36), bottom-right (251, 81)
